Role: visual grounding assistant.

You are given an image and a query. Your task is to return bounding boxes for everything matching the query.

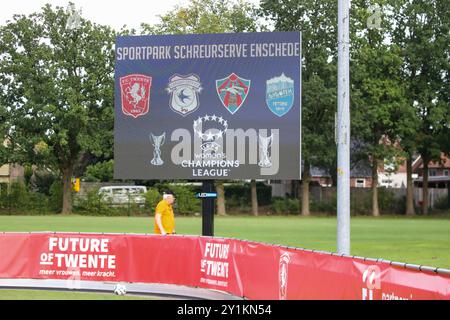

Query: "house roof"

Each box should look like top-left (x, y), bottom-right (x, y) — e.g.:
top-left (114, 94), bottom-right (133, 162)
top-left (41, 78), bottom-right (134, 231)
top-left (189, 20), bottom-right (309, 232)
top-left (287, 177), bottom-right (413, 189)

top-left (311, 166), bottom-right (331, 177)
top-left (301, 161), bottom-right (372, 178)
top-left (350, 161), bottom-right (372, 178)
top-left (414, 176), bottom-right (450, 183)
top-left (413, 153), bottom-right (450, 171)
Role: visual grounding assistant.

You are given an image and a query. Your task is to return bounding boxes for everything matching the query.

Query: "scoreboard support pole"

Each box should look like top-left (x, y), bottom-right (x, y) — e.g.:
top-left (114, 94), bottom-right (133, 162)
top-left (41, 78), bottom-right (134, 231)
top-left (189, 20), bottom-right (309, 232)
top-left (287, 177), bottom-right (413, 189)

top-left (337, 0), bottom-right (351, 255)
top-left (201, 180), bottom-right (215, 236)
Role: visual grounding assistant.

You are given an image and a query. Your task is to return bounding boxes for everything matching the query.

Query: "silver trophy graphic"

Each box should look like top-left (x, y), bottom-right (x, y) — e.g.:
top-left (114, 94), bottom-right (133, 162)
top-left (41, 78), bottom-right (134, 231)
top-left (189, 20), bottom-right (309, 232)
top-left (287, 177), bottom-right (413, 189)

top-left (150, 132), bottom-right (165, 166)
top-left (258, 134), bottom-right (274, 168)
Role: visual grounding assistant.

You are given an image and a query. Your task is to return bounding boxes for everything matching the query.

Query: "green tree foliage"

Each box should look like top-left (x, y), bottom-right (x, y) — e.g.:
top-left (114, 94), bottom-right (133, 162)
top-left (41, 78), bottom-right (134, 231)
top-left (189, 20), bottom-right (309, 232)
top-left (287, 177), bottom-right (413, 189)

top-left (260, 0), bottom-right (338, 215)
top-left (390, 0), bottom-right (449, 214)
top-left (84, 160), bottom-right (114, 182)
top-left (350, 0), bottom-right (408, 216)
top-left (141, 0), bottom-right (261, 35)
top-left (0, 4), bottom-right (115, 213)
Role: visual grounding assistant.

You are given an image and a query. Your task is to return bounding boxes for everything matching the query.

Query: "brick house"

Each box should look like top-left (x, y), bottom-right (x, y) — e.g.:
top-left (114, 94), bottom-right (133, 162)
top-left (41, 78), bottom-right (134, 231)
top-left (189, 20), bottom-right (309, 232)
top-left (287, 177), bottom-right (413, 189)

top-left (0, 163), bottom-right (25, 190)
top-left (413, 153), bottom-right (450, 190)
top-left (413, 153), bottom-right (450, 208)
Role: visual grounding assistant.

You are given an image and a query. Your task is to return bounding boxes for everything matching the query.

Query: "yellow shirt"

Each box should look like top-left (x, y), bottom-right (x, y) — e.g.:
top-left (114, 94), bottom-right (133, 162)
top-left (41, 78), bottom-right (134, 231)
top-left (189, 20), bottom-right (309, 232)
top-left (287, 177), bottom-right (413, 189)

top-left (154, 199), bottom-right (175, 234)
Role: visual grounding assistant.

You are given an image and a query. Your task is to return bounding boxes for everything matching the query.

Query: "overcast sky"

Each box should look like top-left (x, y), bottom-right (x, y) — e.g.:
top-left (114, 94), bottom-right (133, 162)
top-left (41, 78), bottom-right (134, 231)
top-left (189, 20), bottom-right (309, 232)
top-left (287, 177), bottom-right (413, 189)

top-left (0, 0), bottom-right (193, 30)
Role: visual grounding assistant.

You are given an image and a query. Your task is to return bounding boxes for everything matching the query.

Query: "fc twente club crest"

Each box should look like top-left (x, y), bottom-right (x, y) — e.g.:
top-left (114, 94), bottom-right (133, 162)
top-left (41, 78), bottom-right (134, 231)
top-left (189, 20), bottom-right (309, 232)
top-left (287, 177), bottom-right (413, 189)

top-left (166, 74), bottom-right (202, 116)
top-left (216, 73), bottom-right (251, 115)
top-left (266, 73), bottom-right (294, 117)
top-left (120, 74), bottom-right (152, 118)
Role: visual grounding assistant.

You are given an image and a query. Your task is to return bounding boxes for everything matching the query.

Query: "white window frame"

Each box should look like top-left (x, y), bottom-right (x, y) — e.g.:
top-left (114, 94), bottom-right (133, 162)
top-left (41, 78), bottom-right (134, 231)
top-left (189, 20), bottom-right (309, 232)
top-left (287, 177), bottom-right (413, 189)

top-left (356, 179), bottom-right (365, 188)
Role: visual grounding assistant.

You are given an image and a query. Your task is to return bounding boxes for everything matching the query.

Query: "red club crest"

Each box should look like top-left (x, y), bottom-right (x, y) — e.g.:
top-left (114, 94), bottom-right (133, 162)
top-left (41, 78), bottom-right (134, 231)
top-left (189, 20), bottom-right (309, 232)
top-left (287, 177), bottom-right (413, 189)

top-left (120, 74), bottom-right (152, 118)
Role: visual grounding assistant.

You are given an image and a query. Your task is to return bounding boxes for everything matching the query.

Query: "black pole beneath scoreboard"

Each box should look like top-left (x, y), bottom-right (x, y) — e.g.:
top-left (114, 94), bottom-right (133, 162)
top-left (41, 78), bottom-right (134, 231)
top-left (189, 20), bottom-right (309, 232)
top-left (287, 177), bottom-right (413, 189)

top-left (202, 180), bottom-right (215, 236)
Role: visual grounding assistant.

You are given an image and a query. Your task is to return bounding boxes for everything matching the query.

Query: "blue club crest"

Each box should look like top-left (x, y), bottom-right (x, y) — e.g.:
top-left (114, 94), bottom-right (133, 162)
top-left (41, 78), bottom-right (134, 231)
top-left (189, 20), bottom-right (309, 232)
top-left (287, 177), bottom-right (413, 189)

top-left (266, 73), bottom-right (294, 117)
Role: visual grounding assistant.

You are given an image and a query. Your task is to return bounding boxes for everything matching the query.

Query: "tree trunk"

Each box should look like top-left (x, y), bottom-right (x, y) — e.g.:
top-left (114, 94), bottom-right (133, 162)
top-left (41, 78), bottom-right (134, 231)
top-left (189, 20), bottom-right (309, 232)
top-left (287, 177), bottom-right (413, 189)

top-left (301, 163), bottom-right (310, 216)
top-left (61, 166), bottom-right (73, 214)
top-left (422, 159), bottom-right (429, 215)
top-left (372, 157), bottom-right (380, 217)
top-left (405, 155), bottom-right (415, 216)
top-left (251, 179), bottom-right (258, 216)
top-left (216, 180), bottom-right (226, 216)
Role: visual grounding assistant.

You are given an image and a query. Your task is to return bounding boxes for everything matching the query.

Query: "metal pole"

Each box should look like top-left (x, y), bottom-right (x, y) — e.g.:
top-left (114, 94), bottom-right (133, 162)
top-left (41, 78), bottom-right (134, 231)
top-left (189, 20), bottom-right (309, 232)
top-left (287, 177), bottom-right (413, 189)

top-left (447, 183), bottom-right (450, 209)
top-left (337, 0), bottom-right (351, 255)
top-left (202, 180), bottom-right (215, 236)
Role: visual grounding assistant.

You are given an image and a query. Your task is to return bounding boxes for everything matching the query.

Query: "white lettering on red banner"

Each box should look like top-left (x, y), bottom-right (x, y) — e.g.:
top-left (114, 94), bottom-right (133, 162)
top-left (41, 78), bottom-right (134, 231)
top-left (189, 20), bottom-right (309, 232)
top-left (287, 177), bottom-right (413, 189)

top-left (200, 242), bottom-right (230, 288)
top-left (38, 237), bottom-right (117, 280)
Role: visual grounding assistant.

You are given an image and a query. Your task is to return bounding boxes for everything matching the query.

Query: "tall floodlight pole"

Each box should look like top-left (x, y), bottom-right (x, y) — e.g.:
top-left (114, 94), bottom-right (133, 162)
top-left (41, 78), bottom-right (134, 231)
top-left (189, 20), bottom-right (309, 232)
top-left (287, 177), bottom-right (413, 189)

top-left (337, 0), bottom-right (351, 255)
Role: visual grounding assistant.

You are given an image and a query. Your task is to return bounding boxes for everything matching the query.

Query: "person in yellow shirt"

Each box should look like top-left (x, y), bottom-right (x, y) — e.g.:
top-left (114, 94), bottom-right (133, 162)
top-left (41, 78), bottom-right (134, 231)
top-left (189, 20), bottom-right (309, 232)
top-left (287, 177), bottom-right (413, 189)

top-left (154, 191), bottom-right (176, 235)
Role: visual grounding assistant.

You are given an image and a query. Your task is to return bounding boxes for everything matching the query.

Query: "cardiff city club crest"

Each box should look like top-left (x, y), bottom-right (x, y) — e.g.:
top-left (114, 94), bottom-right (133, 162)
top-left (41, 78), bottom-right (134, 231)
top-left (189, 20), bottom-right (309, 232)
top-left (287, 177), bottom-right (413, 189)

top-left (166, 74), bottom-right (202, 116)
top-left (216, 73), bottom-right (251, 115)
top-left (120, 74), bottom-right (152, 118)
top-left (266, 73), bottom-right (294, 117)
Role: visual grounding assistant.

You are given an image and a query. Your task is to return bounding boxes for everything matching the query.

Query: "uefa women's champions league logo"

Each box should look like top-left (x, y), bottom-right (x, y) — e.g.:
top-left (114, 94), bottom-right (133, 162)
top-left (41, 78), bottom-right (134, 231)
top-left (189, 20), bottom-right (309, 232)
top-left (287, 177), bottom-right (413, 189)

top-left (193, 115), bottom-right (228, 154)
top-left (279, 253), bottom-right (291, 300)
top-left (148, 113), bottom-right (281, 177)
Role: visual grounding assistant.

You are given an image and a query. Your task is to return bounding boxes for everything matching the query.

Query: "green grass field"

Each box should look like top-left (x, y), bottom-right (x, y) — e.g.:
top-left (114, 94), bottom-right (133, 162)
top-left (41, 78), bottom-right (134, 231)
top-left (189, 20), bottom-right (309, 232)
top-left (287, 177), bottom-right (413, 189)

top-left (1, 214), bottom-right (450, 269)
top-left (0, 289), bottom-right (156, 300)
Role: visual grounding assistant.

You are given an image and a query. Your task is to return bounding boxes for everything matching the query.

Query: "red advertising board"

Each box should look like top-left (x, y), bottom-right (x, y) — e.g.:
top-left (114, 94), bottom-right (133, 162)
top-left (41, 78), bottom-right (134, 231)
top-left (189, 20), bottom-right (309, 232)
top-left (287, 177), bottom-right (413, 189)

top-left (0, 232), bottom-right (449, 300)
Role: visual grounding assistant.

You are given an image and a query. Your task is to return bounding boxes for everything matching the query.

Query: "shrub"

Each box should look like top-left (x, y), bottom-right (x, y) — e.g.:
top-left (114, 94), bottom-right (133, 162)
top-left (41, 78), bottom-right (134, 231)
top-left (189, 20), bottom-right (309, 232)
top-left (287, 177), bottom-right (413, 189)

top-left (434, 194), bottom-right (450, 211)
top-left (145, 188), bottom-right (161, 213)
top-left (350, 189), bottom-right (372, 215)
top-left (225, 182), bottom-right (272, 206)
top-left (271, 197), bottom-right (299, 214)
top-left (34, 171), bottom-right (59, 195)
top-left (378, 188), bottom-right (399, 214)
top-left (26, 192), bottom-right (50, 213)
top-left (311, 192), bottom-right (336, 213)
top-left (49, 181), bottom-right (63, 212)
top-left (8, 182), bottom-right (30, 209)
top-left (74, 187), bottom-right (121, 216)
top-left (169, 185), bottom-right (201, 215)
top-left (84, 160), bottom-right (114, 182)
top-left (0, 182), bottom-right (52, 214)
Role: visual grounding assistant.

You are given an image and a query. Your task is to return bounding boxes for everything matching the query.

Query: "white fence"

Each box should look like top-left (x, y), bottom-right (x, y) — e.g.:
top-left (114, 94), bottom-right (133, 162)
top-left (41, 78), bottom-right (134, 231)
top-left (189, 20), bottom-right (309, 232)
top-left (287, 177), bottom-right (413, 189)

top-left (414, 188), bottom-right (449, 208)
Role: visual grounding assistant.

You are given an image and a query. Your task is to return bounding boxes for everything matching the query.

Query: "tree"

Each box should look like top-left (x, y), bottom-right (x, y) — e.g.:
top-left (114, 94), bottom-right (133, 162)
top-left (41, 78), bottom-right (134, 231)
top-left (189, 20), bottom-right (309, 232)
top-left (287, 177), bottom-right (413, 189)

top-left (143, 0), bottom-right (262, 216)
top-left (391, 0), bottom-right (449, 215)
top-left (251, 179), bottom-right (258, 216)
top-left (0, 4), bottom-right (115, 213)
top-left (391, 98), bottom-right (419, 216)
top-left (141, 0), bottom-right (261, 35)
top-left (260, 0), bottom-right (337, 216)
top-left (350, 0), bottom-right (408, 216)
top-left (216, 180), bottom-right (227, 216)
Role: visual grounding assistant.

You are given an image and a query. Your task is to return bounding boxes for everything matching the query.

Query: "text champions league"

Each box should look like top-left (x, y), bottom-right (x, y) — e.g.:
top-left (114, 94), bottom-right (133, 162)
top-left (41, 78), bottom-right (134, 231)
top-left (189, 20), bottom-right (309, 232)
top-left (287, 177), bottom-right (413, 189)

top-left (116, 42), bottom-right (300, 61)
